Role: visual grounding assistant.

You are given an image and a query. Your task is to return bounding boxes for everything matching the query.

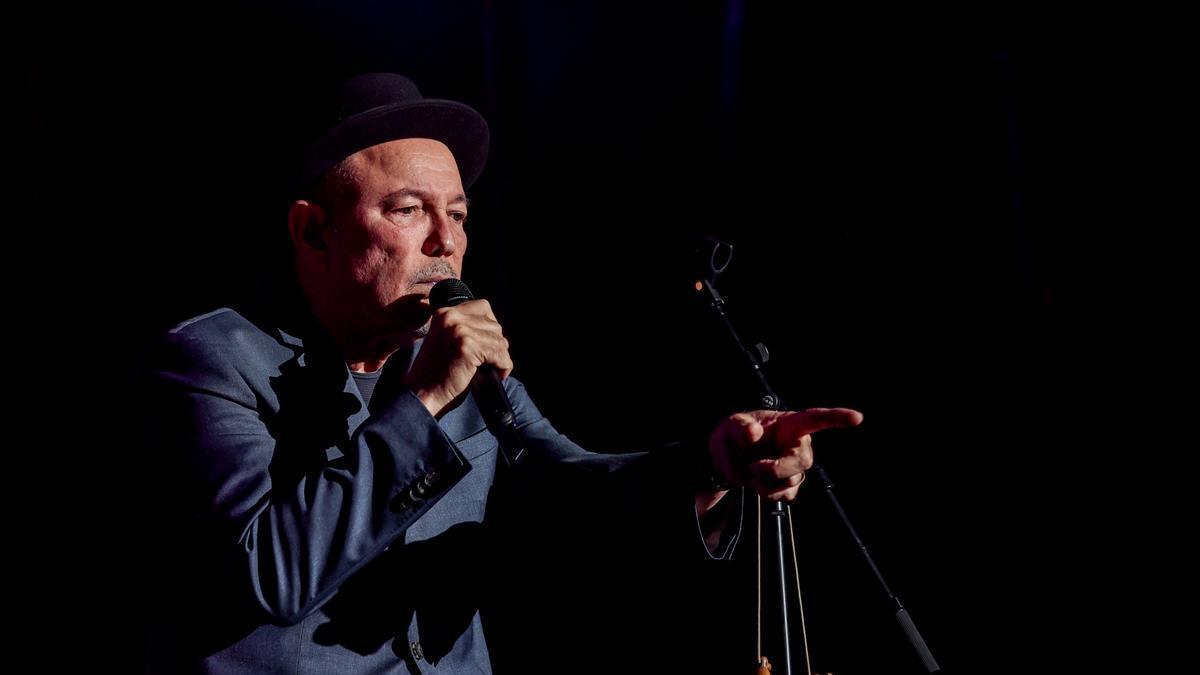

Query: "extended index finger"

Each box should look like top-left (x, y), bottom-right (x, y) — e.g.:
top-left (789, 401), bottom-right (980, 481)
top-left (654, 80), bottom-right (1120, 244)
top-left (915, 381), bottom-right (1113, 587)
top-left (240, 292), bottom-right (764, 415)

top-left (773, 407), bottom-right (864, 445)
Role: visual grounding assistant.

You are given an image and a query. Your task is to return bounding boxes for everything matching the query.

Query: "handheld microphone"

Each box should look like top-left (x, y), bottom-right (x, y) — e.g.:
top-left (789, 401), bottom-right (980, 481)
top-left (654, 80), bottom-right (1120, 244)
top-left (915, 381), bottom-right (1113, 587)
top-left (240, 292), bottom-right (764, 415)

top-left (429, 278), bottom-right (525, 466)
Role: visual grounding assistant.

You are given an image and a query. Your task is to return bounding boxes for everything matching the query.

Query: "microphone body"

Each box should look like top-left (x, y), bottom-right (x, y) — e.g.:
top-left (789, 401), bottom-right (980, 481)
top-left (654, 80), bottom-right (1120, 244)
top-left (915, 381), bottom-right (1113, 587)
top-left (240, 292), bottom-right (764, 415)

top-left (429, 278), bottom-right (525, 466)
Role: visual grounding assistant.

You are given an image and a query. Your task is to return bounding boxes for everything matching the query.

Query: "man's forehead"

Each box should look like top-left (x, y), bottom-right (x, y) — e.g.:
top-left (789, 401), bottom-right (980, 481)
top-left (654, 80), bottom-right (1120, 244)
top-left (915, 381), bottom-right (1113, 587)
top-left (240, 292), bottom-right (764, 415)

top-left (380, 187), bottom-right (470, 205)
top-left (351, 138), bottom-right (459, 171)
top-left (342, 138), bottom-right (464, 196)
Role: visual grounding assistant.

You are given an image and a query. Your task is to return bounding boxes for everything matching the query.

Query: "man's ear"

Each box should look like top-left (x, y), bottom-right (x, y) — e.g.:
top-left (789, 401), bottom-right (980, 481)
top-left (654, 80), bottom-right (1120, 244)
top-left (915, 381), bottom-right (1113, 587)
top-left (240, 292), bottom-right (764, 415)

top-left (287, 200), bottom-right (331, 254)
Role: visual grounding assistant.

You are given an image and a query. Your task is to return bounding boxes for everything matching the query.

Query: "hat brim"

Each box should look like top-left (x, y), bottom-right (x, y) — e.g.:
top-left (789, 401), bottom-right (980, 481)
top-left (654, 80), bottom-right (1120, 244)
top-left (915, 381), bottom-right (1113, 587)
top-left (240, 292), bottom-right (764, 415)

top-left (293, 98), bottom-right (490, 195)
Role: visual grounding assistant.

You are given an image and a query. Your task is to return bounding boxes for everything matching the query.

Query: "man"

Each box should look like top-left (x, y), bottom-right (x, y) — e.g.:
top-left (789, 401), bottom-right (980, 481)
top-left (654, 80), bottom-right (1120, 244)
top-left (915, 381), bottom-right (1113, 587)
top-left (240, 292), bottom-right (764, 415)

top-left (140, 73), bottom-right (862, 673)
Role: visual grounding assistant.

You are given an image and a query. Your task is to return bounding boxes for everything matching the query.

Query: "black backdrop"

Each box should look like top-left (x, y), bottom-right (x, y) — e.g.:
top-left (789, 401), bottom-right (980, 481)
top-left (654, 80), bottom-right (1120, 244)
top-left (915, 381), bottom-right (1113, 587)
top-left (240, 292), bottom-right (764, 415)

top-left (23, 2), bottom-right (1162, 673)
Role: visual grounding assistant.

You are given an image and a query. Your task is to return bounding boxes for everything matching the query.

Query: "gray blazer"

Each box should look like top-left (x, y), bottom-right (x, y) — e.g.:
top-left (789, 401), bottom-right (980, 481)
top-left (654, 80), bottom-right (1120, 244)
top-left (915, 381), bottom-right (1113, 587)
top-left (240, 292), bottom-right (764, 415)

top-left (140, 303), bottom-right (741, 674)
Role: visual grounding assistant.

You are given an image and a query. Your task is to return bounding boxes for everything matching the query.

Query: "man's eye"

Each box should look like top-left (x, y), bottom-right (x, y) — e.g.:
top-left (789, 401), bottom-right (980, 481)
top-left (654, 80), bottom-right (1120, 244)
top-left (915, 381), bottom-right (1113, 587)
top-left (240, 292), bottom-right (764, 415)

top-left (391, 205), bottom-right (421, 216)
top-left (450, 211), bottom-right (468, 223)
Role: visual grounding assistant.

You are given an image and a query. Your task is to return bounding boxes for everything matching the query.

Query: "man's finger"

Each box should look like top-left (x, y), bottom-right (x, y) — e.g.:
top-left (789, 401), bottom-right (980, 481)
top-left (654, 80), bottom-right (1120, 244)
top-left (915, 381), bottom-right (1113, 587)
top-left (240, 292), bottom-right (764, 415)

top-left (719, 413), bottom-right (765, 449)
top-left (764, 486), bottom-right (802, 502)
top-left (749, 454), bottom-right (808, 482)
top-left (772, 407), bottom-right (863, 444)
top-left (751, 467), bottom-right (806, 490)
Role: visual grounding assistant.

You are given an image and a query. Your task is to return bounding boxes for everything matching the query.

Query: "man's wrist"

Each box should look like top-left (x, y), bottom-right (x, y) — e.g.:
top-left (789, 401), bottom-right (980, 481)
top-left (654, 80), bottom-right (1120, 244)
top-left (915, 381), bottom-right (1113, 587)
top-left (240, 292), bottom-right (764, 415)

top-left (704, 468), bottom-right (732, 491)
top-left (688, 438), bottom-right (732, 492)
top-left (695, 487), bottom-right (730, 519)
top-left (405, 387), bottom-right (447, 419)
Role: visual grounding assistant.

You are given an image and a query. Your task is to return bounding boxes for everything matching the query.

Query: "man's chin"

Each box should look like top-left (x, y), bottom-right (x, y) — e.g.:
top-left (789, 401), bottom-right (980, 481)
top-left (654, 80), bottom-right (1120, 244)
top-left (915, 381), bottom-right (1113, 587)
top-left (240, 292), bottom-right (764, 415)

top-left (382, 317), bottom-right (431, 340)
top-left (386, 294), bottom-right (435, 331)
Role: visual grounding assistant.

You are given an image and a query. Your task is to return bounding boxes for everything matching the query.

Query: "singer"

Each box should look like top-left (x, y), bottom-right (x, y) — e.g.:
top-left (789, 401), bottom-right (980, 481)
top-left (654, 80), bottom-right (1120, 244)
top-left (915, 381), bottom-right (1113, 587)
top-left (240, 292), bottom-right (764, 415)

top-left (139, 73), bottom-right (862, 674)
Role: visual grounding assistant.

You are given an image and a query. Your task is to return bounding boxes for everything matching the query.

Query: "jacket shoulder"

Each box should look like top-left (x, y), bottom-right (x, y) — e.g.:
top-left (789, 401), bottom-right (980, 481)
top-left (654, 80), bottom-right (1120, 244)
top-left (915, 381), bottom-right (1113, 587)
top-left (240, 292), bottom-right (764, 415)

top-left (167, 307), bottom-right (272, 345)
top-left (144, 307), bottom-right (294, 387)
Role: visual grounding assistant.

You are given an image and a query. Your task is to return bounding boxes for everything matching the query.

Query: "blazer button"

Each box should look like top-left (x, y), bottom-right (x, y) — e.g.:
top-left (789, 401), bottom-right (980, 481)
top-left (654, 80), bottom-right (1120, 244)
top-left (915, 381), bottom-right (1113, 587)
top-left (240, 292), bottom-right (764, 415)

top-left (389, 493), bottom-right (413, 513)
top-left (410, 640), bottom-right (424, 661)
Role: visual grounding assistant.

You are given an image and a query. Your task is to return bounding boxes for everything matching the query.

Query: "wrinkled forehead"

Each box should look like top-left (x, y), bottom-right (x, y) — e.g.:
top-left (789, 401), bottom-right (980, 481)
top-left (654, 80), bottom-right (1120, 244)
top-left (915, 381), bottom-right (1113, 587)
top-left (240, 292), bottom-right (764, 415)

top-left (347, 138), bottom-right (465, 194)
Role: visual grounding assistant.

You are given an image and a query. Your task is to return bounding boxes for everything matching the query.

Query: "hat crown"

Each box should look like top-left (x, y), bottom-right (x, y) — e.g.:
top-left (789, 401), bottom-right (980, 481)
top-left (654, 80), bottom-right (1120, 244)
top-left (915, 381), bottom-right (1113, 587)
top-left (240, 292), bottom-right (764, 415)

top-left (292, 72), bottom-right (489, 194)
top-left (333, 73), bottom-right (424, 122)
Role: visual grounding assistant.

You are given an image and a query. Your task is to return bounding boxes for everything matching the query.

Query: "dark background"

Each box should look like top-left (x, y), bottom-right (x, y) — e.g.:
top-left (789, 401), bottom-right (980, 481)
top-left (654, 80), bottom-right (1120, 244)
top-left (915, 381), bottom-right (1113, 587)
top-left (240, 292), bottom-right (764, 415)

top-left (23, 2), bottom-right (1175, 673)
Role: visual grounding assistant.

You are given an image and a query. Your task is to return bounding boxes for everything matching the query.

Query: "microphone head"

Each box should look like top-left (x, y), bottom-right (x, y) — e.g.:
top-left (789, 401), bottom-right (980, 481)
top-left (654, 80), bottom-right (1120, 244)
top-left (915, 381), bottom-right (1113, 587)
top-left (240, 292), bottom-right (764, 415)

top-left (429, 278), bottom-right (475, 309)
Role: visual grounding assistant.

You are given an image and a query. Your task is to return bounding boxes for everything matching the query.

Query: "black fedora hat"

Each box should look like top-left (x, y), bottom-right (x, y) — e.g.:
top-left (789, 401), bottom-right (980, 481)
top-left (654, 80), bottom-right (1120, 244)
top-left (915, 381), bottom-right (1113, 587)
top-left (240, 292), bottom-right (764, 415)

top-left (292, 73), bottom-right (490, 195)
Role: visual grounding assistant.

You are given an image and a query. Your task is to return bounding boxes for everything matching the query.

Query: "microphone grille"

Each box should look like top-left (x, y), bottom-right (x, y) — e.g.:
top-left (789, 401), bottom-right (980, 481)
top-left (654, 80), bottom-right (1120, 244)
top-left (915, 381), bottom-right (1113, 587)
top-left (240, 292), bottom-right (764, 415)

top-left (429, 278), bottom-right (474, 309)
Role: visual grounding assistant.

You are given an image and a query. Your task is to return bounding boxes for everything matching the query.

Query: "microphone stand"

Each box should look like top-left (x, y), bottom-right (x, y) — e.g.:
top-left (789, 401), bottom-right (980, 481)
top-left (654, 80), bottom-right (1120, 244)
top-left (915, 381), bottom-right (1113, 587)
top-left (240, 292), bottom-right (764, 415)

top-left (690, 239), bottom-right (941, 674)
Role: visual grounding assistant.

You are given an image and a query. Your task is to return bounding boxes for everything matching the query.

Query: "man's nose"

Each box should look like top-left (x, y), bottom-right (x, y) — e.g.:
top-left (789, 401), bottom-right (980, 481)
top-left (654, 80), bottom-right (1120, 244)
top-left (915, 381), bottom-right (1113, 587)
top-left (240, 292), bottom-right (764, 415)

top-left (421, 210), bottom-right (458, 257)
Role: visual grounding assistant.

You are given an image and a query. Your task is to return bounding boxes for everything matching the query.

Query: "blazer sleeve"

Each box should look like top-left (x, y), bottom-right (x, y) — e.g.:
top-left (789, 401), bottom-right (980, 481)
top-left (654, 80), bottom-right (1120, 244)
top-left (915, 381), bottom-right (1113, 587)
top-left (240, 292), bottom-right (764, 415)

top-left (142, 329), bottom-right (474, 626)
top-left (500, 377), bottom-right (745, 561)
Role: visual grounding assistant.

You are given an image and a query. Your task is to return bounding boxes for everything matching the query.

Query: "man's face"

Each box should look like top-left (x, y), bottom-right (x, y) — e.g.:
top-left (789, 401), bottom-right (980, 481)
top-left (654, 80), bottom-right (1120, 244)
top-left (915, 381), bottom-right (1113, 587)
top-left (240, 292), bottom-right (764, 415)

top-left (319, 137), bottom-right (469, 340)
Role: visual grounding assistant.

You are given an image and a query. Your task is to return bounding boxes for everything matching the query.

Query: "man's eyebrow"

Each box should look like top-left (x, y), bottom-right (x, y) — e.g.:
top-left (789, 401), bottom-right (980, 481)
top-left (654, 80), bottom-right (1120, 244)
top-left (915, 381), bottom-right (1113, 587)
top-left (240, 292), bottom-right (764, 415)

top-left (380, 189), bottom-right (469, 207)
